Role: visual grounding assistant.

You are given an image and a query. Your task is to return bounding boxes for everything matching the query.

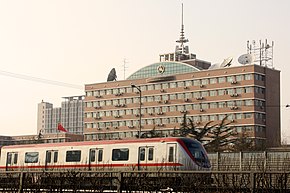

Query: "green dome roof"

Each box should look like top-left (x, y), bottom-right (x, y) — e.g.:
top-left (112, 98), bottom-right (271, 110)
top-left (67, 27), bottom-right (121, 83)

top-left (126, 61), bottom-right (200, 80)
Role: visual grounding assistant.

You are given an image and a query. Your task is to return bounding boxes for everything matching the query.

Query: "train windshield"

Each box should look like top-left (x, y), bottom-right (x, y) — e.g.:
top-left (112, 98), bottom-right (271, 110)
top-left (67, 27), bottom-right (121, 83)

top-left (181, 138), bottom-right (211, 168)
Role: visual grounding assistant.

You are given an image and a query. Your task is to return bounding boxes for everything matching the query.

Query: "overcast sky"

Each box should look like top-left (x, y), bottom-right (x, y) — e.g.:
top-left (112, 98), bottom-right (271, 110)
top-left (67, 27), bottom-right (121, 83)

top-left (0, 0), bottom-right (289, 142)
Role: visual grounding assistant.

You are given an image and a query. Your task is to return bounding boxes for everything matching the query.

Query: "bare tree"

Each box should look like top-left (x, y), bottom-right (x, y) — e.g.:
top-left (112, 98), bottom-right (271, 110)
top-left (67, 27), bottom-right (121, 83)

top-left (204, 116), bottom-right (236, 152)
top-left (139, 126), bottom-right (164, 138)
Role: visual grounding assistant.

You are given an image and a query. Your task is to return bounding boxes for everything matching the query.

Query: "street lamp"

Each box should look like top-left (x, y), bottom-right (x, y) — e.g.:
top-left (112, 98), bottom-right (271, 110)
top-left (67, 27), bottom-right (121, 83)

top-left (131, 84), bottom-right (142, 138)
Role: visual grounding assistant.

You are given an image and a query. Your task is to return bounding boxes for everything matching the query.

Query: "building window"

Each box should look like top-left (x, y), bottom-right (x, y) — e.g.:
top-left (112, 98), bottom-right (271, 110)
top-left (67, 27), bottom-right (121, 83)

top-left (148, 84), bottom-right (154, 90)
top-left (244, 87), bottom-right (253, 93)
top-left (177, 93), bottom-right (184, 99)
top-left (169, 106), bottom-right (176, 112)
top-left (218, 77), bottom-right (225, 83)
top-left (245, 100), bottom-right (253, 106)
top-left (244, 113), bottom-right (252, 119)
top-left (209, 90), bottom-right (217, 96)
top-left (201, 79), bottom-right (208, 85)
top-left (201, 91), bottom-right (208, 97)
top-left (185, 92), bottom-right (192, 98)
top-left (155, 84), bottom-right (161, 90)
top-left (209, 102), bottom-right (217, 109)
top-left (244, 74), bottom-right (252, 80)
top-left (226, 76), bottom-right (233, 82)
top-left (193, 80), bottom-right (200, 86)
top-left (236, 75), bottom-right (243, 81)
top-left (177, 81), bottom-right (185, 87)
top-left (106, 89), bottom-right (112, 95)
top-left (209, 78), bottom-right (217, 84)
top-left (201, 103), bottom-right (208, 109)
top-left (162, 83), bottom-right (169, 89)
top-left (170, 94), bottom-right (176, 100)
top-left (209, 115), bottom-right (217, 121)
top-left (185, 80), bottom-right (192, 86)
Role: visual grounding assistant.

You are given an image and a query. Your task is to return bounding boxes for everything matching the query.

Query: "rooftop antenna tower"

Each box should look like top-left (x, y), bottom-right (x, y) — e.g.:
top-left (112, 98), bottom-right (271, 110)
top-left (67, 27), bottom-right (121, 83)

top-left (247, 39), bottom-right (274, 68)
top-left (176, 3), bottom-right (188, 50)
top-left (175, 3), bottom-right (194, 61)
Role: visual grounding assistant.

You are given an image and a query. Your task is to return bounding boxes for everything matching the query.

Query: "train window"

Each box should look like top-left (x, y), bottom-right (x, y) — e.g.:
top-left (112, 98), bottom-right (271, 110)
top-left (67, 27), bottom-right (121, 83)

top-left (168, 147), bottom-right (174, 162)
top-left (140, 148), bottom-right (145, 161)
top-left (98, 149), bottom-right (103, 162)
top-left (54, 152), bottom-right (58, 163)
top-left (25, 152), bottom-right (39, 163)
top-left (6, 153), bottom-right (12, 164)
top-left (90, 149), bottom-right (96, 162)
top-left (148, 148), bottom-right (154, 161)
top-left (112, 148), bottom-right (129, 161)
top-left (66, 150), bottom-right (81, 162)
top-left (13, 153), bottom-right (18, 164)
top-left (46, 151), bottom-right (52, 163)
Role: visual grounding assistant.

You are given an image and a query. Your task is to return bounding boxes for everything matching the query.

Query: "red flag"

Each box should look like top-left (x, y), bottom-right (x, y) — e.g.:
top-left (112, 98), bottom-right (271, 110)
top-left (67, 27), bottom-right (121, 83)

top-left (57, 123), bottom-right (67, 132)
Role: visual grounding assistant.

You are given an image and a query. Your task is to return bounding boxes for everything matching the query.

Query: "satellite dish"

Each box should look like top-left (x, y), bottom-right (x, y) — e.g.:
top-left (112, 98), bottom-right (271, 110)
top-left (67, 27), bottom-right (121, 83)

top-left (220, 57), bottom-right (233, 67)
top-left (107, 68), bottom-right (117, 82)
top-left (238, 54), bottom-right (255, 65)
top-left (208, 63), bottom-right (221, 70)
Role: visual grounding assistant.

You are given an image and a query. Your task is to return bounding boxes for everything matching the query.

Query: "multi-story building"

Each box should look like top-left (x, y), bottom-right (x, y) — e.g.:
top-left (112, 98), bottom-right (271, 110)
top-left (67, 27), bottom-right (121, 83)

top-left (37, 100), bottom-right (53, 134)
top-left (37, 96), bottom-right (84, 135)
top-left (83, 19), bottom-right (280, 148)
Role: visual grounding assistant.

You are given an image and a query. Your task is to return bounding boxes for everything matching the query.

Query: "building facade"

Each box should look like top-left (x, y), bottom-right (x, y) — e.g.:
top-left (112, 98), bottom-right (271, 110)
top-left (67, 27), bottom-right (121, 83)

top-left (84, 63), bottom-right (280, 147)
top-left (83, 13), bottom-right (280, 147)
top-left (37, 96), bottom-right (84, 135)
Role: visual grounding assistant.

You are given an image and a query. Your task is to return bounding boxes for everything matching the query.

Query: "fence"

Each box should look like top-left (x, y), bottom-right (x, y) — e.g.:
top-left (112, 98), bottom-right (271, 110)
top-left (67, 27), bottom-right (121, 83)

top-left (0, 170), bottom-right (289, 192)
top-left (208, 151), bottom-right (290, 171)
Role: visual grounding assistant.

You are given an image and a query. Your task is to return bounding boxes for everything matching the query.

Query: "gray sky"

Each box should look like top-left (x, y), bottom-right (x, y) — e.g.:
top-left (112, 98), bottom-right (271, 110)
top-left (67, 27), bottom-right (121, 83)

top-left (0, 0), bottom-right (289, 141)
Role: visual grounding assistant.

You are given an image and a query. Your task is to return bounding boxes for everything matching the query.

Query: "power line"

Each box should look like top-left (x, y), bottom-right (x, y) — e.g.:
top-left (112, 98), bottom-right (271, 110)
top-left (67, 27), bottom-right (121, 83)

top-left (0, 70), bottom-right (83, 90)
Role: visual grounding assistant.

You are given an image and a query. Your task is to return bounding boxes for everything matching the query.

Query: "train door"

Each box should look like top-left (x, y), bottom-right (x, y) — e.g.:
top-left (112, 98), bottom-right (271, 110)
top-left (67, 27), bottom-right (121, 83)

top-left (89, 148), bottom-right (103, 170)
top-left (138, 146), bottom-right (154, 170)
top-left (6, 152), bottom-right (18, 171)
top-left (166, 143), bottom-right (177, 169)
top-left (45, 150), bottom-right (59, 170)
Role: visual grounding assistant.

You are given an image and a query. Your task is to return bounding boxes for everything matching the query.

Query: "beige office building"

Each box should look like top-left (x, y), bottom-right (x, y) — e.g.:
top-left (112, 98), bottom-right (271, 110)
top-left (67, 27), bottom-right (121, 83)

top-left (84, 56), bottom-right (280, 148)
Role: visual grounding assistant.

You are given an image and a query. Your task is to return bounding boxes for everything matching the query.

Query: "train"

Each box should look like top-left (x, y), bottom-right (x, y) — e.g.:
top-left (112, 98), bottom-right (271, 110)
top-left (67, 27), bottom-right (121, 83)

top-left (0, 137), bottom-right (211, 171)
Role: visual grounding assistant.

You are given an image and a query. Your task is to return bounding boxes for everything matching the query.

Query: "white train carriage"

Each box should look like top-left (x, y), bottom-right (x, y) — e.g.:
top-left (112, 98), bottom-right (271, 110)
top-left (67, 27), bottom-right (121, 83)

top-left (0, 137), bottom-right (211, 171)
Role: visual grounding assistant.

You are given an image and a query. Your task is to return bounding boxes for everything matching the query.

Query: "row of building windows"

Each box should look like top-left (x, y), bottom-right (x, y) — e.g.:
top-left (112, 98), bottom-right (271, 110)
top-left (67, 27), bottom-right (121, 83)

top-left (86, 73), bottom-right (263, 97)
top-left (85, 86), bottom-right (265, 108)
top-left (85, 99), bottom-right (265, 118)
top-left (85, 112), bottom-right (266, 129)
top-left (84, 125), bottom-right (265, 141)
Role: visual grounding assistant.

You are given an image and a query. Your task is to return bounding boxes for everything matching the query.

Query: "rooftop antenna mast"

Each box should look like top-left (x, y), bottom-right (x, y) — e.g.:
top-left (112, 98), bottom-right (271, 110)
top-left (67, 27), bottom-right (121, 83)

top-left (247, 39), bottom-right (274, 68)
top-left (174, 3), bottom-right (194, 61)
top-left (176, 3), bottom-right (188, 53)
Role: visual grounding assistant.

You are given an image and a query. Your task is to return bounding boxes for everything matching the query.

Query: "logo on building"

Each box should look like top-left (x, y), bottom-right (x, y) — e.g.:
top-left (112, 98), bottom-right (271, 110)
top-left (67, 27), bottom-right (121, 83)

top-left (157, 65), bottom-right (165, 74)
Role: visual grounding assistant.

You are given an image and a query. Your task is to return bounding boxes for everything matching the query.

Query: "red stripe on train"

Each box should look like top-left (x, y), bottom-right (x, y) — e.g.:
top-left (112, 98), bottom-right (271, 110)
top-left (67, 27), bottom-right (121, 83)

top-left (0, 162), bottom-right (183, 169)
